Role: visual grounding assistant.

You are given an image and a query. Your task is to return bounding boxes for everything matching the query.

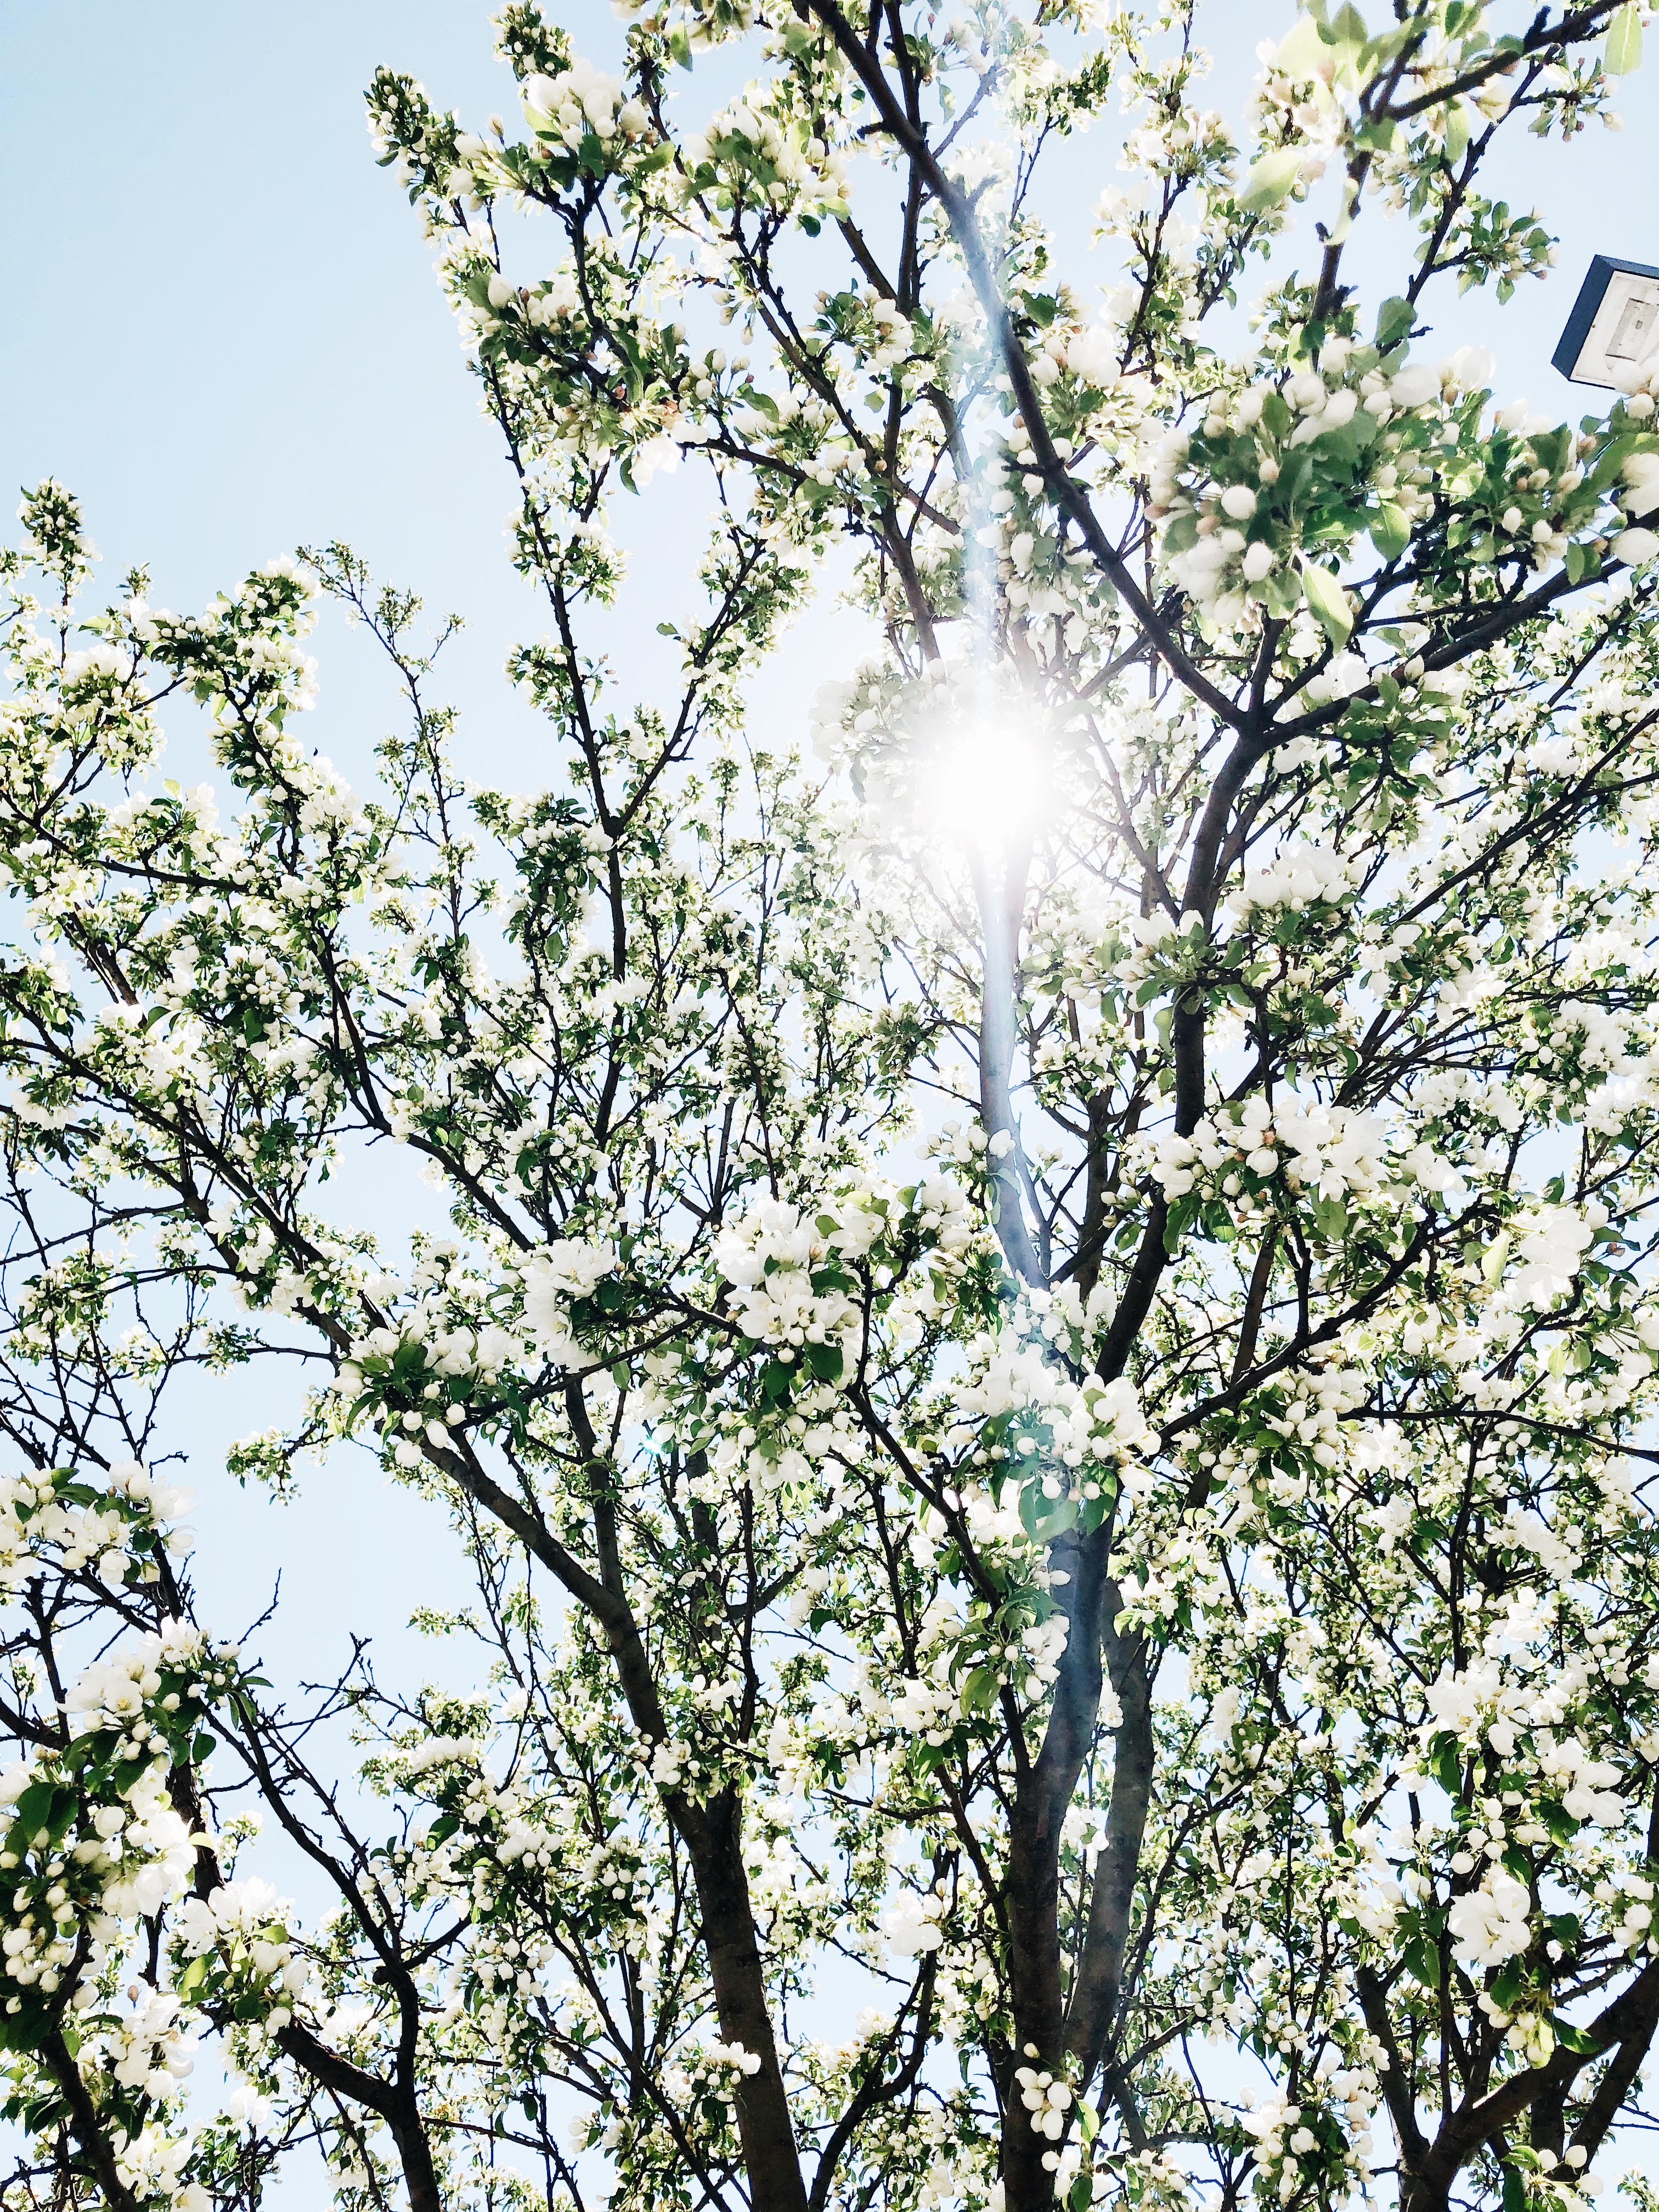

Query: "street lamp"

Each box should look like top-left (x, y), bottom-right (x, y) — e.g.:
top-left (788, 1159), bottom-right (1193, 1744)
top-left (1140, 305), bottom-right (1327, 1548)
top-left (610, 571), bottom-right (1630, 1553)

top-left (1554, 254), bottom-right (1659, 388)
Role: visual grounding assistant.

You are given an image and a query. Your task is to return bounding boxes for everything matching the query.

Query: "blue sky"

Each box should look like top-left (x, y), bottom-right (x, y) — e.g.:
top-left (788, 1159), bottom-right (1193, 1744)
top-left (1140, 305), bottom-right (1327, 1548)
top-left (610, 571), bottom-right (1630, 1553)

top-left (3, 0), bottom-right (1658, 1731)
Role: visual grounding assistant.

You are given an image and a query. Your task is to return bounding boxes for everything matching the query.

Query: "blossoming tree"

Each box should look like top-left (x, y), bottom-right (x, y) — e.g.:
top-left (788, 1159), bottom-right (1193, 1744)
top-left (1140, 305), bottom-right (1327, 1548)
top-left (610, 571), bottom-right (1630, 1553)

top-left (5, 1), bottom-right (1659, 2208)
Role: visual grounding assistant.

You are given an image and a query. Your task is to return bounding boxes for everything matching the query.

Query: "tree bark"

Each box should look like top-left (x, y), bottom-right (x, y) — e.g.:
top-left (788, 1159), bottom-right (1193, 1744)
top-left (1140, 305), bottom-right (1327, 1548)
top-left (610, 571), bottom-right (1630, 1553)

top-left (1000, 1521), bottom-right (1112, 2211)
top-left (277, 2019), bottom-right (445, 2212)
top-left (40, 2033), bottom-right (142, 2212)
top-left (972, 847), bottom-right (1043, 1286)
top-left (1064, 1623), bottom-right (1153, 2086)
top-left (679, 1791), bottom-right (810, 2212)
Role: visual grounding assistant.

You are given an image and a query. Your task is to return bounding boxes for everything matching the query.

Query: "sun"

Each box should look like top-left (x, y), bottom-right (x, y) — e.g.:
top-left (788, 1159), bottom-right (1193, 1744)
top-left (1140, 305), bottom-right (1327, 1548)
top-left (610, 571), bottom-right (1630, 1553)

top-left (924, 709), bottom-right (1053, 861)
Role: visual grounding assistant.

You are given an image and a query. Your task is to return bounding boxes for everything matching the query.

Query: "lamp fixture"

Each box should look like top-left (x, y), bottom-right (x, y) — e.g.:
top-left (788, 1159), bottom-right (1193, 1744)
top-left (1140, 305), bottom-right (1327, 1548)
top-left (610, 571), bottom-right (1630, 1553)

top-left (1554, 255), bottom-right (1659, 389)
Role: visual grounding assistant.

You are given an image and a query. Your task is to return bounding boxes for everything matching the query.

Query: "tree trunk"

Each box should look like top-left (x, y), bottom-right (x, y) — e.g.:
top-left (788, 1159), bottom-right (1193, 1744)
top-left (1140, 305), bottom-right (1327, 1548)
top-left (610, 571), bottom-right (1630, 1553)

top-left (680, 1790), bottom-right (810, 2212)
top-left (41, 2033), bottom-right (142, 2212)
top-left (389, 2098), bottom-right (445, 2212)
top-left (999, 1522), bottom-right (1114, 2212)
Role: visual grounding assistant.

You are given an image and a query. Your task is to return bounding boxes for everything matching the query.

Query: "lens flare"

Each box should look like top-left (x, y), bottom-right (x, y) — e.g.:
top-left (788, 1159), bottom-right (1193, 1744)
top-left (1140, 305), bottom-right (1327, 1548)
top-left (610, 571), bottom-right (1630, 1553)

top-left (927, 712), bottom-right (1052, 858)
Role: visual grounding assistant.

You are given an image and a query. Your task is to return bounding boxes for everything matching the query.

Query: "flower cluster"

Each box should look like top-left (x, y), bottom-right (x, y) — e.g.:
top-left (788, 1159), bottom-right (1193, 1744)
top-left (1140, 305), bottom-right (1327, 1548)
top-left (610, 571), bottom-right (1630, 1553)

top-left (522, 59), bottom-right (641, 148)
top-left (0, 1459), bottom-right (193, 1594)
top-left (1148, 1093), bottom-right (1398, 1221)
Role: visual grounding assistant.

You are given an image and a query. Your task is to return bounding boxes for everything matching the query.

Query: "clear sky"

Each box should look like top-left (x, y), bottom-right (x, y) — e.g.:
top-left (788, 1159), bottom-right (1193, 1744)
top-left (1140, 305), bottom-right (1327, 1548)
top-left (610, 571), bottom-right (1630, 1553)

top-left (3, 0), bottom-right (1658, 1725)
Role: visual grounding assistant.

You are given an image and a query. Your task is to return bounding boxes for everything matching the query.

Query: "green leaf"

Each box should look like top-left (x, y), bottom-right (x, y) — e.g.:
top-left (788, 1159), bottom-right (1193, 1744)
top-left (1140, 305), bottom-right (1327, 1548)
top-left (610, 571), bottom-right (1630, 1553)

top-left (1607, 2), bottom-right (1643, 74)
top-left (1164, 1196), bottom-right (1198, 1254)
top-left (1553, 2017), bottom-right (1601, 2055)
top-left (1374, 296), bottom-right (1415, 351)
top-left (1314, 414), bottom-right (1378, 462)
top-left (1312, 1194), bottom-right (1348, 1240)
top-left (1162, 511), bottom-right (1200, 556)
top-left (1301, 562), bottom-right (1353, 645)
top-left (1263, 567), bottom-right (1303, 618)
top-left (11, 1782), bottom-right (54, 1835)
top-left (1274, 17), bottom-right (1328, 77)
top-left (962, 1666), bottom-right (1000, 1716)
top-left (1403, 1935), bottom-right (1440, 1990)
top-left (1238, 146), bottom-right (1305, 215)
top-left (1491, 1959), bottom-right (1526, 2011)
top-left (1541, 1797), bottom-right (1580, 1846)
top-left (804, 1340), bottom-right (843, 1382)
top-left (1369, 501), bottom-right (1410, 560)
top-left (1503, 2166), bottom-right (1526, 2212)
